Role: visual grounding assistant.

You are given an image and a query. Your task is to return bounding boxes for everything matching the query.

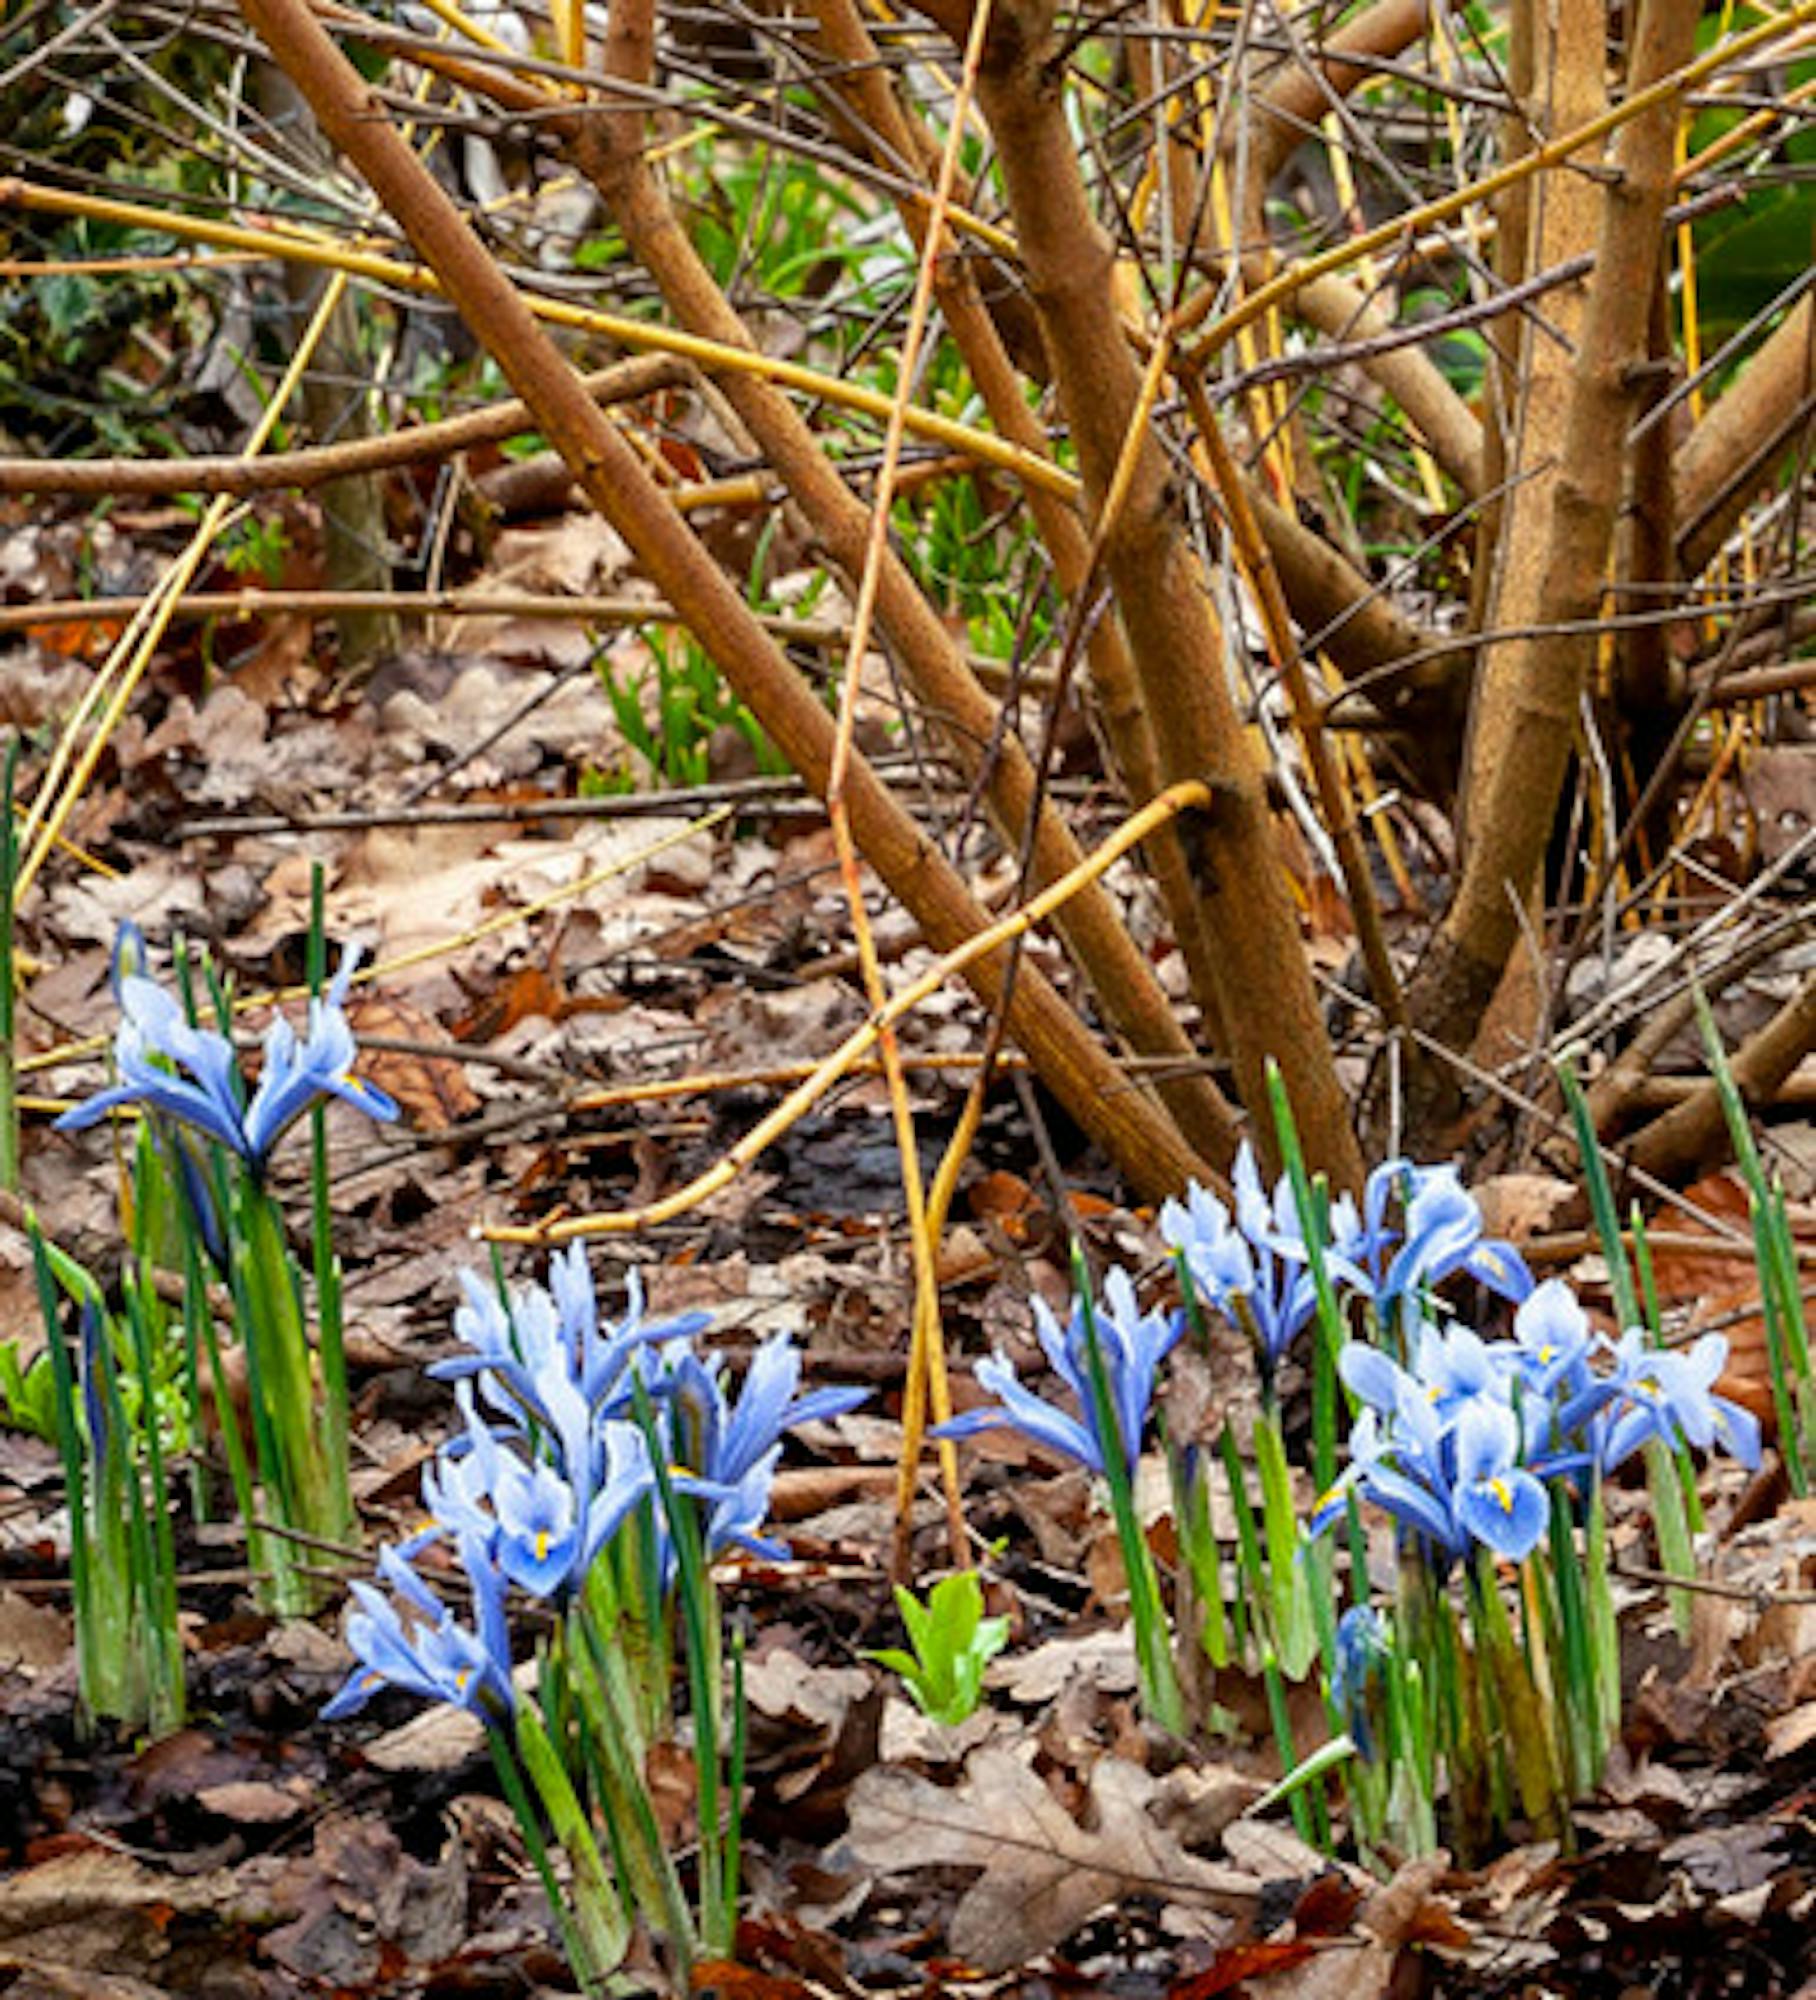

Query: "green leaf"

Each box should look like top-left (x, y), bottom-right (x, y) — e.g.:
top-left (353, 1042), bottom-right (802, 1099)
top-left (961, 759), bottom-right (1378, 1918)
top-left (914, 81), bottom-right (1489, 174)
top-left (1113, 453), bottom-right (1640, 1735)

top-left (867, 1571), bottom-right (1010, 1726)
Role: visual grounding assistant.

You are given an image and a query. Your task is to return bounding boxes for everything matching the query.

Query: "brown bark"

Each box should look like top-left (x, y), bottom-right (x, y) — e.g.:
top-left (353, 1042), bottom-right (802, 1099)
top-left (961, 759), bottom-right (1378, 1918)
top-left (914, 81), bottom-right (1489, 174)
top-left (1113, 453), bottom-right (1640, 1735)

top-left (1408, 0), bottom-right (1697, 1100)
top-left (1230, 0), bottom-right (1482, 501)
top-left (573, 0), bottom-right (1236, 1167)
top-left (801, 0), bottom-right (1234, 1064)
top-left (234, 2), bottom-right (1447, 769)
top-left (1186, 380), bottom-right (1407, 1036)
top-left (1619, 970), bottom-right (1816, 1183)
top-left (1246, 0), bottom-right (1442, 198)
top-left (1249, 484), bottom-right (1467, 800)
top-left (1674, 292), bottom-right (1816, 578)
top-left (231, 0), bottom-right (1215, 1201)
top-left (1291, 274), bottom-right (1484, 500)
top-left (1207, 0), bottom-right (1474, 785)
top-left (968, 0), bottom-right (1362, 1189)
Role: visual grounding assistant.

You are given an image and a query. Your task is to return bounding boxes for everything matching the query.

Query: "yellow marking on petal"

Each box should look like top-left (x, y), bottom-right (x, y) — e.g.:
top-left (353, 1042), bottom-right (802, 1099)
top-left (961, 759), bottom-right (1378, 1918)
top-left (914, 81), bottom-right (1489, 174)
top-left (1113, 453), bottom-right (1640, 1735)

top-left (1480, 1250), bottom-right (1505, 1278)
top-left (1539, 1345), bottom-right (1555, 1363)
top-left (1490, 1477), bottom-right (1513, 1513)
top-left (535, 1530), bottom-right (551, 1562)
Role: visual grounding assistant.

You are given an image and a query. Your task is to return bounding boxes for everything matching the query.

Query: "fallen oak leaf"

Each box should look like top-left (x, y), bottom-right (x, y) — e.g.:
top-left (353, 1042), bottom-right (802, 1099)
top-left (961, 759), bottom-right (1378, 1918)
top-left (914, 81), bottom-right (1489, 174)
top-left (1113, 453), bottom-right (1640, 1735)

top-left (0, 1846), bottom-right (256, 1977)
top-left (842, 1746), bottom-right (1254, 1974)
top-left (346, 993), bottom-right (482, 1129)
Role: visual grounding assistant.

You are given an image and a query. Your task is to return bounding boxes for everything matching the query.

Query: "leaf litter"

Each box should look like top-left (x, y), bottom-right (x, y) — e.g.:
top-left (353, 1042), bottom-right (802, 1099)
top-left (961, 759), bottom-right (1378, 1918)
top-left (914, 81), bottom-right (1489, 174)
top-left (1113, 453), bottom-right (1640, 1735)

top-left (0, 493), bottom-right (1812, 1999)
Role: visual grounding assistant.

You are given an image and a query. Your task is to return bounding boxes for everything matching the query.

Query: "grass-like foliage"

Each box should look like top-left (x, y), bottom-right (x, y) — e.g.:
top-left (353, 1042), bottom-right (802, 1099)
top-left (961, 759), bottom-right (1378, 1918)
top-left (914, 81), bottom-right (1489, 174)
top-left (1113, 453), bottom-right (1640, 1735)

top-left (944, 1076), bottom-right (1771, 1862)
top-left (320, 1247), bottom-right (864, 1990)
top-left (51, 916), bottom-right (398, 1619)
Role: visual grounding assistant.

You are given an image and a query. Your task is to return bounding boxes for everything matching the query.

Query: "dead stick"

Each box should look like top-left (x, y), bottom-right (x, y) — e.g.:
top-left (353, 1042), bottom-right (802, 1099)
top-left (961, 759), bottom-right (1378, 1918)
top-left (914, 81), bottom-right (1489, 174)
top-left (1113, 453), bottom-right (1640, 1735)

top-left (1619, 969), bottom-right (1816, 1183)
top-left (0, 355), bottom-right (684, 494)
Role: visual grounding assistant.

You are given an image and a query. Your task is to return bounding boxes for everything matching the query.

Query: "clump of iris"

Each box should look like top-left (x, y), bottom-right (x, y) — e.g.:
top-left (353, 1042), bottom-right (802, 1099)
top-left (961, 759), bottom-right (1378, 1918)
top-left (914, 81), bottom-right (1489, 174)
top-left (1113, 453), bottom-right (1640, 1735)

top-left (322, 1246), bottom-right (867, 1721)
top-left (1314, 1278), bottom-right (1761, 1566)
top-left (56, 928), bottom-right (398, 1180)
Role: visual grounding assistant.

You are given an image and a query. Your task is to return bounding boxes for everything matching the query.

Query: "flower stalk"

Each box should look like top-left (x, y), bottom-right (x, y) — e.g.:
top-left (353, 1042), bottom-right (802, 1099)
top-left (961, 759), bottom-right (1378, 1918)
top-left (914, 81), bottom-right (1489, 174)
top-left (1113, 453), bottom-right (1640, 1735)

top-left (1070, 1244), bottom-right (1185, 1734)
top-left (321, 1247), bottom-right (862, 1986)
top-left (55, 923), bottom-right (397, 1611)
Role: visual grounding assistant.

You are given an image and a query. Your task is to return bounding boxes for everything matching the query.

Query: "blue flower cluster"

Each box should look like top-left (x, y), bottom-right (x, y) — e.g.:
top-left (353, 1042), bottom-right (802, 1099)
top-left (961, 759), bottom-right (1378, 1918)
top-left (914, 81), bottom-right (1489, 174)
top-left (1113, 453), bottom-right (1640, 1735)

top-left (937, 1147), bottom-right (1538, 1486)
top-left (934, 1265), bottom-right (1182, 1478)
top-left (1317, 1279), bottom-right (1761, 1562)
top-left (945, 1148), bottom-right (1759, 1570)
top-left (1160, 1144), bottom-right (1534, 1366)
top-left (323, 1251), bottom-right (866, 1721)
top-left (56, 926), bottom-right (400, 1178)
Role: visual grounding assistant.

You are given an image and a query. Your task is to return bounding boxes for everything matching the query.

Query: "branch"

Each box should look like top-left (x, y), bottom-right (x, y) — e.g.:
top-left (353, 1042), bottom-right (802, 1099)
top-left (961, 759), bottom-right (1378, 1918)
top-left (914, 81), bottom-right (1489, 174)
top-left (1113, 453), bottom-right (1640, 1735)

top-left (569, 0), bottom-right (1235, 1166)
top-left (1675, 292), bottom-right (1816, 577)
top-left (230, 0), bottom-right (1214, 1202)
top-left (1406, 0), bottom-right (1701, 1079)
top-left (966, 0), bottom-right (1362, 1186)
top-left (0, 356), bottom-right (685, 494)
top-left (1619, 969), bottom-right (1816, 1183)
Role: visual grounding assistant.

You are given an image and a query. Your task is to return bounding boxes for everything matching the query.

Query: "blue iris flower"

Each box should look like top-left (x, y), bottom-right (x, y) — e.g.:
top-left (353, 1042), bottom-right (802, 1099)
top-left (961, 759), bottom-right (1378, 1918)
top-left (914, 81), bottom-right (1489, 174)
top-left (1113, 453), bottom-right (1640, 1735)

top-left (662, 1330), bottom-right (867, 1559)
top-left (419, 1385), bottom-right (656, 1600)
top-left (322, 1533), bottom-right (514, 1722)
top-left (1318, 1332), bottom-right (1549, 1561)
top-left (57, 940), bottom-right (398, 1176)
top-left (561, 1257), bottom-right (711, 1412)
top-left (239, 948), bottom-right (399, 1163)
top-left (491, 1423), bottom-right (655, 1598)
top-left (323, 1246), bottom-right (867, 1743)
top-left (1160, 1146), bottom-right (1318, 1369)
top-left (1450, 1397), bottom-right (1550, 1559)
top-left (434, 1258), bottom-right (710, 1436)
top-left (1331, 1603), bottom-right (1390, 1761)
top-left (1594, 1329), bottom-right (1761, 1473)
top-left (1499, 1280), bottom-right (1596, 1401)
top-left (693, 1446), bottom-right (790, 1562)
top-left (1160, 1149), bottom-right (1533, 1376)
top-left (1325, 1157), bottom-right (1415, 1297)
top-left (1374, 1167), bottom-right (1533, 1324)
top-left (936, 1265), bottom-right (1182, 1477)
top-left (1159, 1177), bottom-right (1255, 1308)
top-left (58, 975), bottom-right (250, 1158)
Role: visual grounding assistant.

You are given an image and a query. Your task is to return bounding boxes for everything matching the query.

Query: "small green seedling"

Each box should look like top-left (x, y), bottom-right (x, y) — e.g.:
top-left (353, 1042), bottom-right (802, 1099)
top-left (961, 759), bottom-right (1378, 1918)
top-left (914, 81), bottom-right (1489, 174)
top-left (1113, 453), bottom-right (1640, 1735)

top-left (867, 1570), bottom-right (1009, 1726)
top-left (0, 1338), bottom-right (56, 1441)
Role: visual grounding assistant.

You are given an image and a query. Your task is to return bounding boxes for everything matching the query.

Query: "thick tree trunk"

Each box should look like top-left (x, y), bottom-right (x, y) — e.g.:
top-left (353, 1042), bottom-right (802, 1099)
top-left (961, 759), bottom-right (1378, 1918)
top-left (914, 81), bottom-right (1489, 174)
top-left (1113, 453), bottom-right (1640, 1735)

top-left (559, 0), bottom-right (1239, 1168)
top-left (956, 0), bottom-right (1364, 1188)
top-left (1405, 0), bottom-right (1699, 1129)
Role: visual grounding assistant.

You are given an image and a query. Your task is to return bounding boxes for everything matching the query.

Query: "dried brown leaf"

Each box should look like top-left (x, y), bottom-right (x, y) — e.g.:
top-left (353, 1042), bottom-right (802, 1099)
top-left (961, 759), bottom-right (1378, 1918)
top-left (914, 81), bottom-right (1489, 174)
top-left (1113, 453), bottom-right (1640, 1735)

top-left (0, 1589), bottom-right (70, 1672)
top-left (843, 1746), bottom-right (1252, 1973)
top-left (347, 993), bottom-right (482, 1127)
